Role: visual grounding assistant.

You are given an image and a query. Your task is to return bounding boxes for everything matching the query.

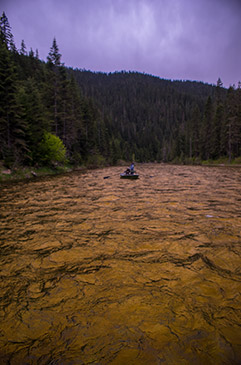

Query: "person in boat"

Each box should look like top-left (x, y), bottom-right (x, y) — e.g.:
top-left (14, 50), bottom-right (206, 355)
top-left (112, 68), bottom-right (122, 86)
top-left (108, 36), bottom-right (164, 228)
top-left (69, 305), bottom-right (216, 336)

top-left (130, 162), bottom-right (134, 174)
top-left (124, 162), bottom-right (135, 175)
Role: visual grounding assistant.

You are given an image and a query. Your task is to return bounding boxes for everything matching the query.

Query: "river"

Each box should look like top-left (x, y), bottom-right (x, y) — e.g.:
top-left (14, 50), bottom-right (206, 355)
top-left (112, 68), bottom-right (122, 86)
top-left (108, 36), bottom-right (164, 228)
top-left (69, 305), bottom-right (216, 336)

top-left (0, 164), bottom-right (241, 364)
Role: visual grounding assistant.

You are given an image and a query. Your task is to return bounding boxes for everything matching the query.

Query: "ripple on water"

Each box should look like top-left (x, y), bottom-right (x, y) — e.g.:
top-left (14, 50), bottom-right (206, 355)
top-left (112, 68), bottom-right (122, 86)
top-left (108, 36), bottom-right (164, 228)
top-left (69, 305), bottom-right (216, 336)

top-left (0, 164), bottom-right (241, 364)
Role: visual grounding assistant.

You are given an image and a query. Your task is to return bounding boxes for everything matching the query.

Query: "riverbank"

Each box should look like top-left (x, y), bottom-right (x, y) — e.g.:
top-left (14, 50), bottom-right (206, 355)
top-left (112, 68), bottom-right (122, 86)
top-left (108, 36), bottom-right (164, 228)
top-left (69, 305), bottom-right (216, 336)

top-left (0, 160), bottom-right (127, 183)
top-left (1, 158), bottom-right (241, 183)
top-left (0, 166), bottom-right (68, 183)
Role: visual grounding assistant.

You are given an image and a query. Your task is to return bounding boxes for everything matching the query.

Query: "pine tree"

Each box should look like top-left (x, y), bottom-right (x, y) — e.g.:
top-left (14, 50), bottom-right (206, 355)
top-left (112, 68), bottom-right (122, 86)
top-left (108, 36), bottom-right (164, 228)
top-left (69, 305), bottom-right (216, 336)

top-left (200, 96), bottom-right (214, 160)
top-left (46, 38), bottom-right (62, 135)
top-left (47, 37), bottom-right (62, 66)
top-left (0, 12), bottom-right (15, 51)
top-left (225, 87), bottom-right (241, 161)
top-left (0, 37), bottom-right (17, 163)
top-left (20, 39), bottom-right (27, 55)
top-left (64, 75), bottom-right (84, 159)
top-left (0, 41), bottom-right (28, 165)
top-left (216, 77), bottom-right (224, 105)
top-left (236, 87), bottom-right (241, 158)
top-left (19, 77), bottom-right (48, 164)
top-left (212, 103), bottom-right (224, 158)
top-left (29, 47), bottom-right (34, 58)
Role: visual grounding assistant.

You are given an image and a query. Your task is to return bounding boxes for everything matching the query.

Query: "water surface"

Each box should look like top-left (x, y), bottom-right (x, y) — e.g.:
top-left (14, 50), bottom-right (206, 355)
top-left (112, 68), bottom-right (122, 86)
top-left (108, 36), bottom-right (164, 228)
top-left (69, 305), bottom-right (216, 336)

top-left (0, 164), bottom-right (241, 364)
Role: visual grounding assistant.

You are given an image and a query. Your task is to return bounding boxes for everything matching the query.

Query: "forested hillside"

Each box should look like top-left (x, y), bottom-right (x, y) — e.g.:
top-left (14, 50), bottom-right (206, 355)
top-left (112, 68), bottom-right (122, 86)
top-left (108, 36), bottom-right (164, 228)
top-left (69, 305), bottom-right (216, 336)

top-left (0, 12), bottom-right (112, 169)
top-left (1, 11), bottom-right (240, 172)
top-left (71, 70), bottom-right (241, 163)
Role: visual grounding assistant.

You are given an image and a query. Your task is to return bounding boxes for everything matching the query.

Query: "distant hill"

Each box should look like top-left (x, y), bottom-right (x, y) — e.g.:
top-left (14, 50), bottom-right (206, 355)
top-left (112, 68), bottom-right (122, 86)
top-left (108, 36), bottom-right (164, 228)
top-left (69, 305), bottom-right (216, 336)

top-left (72, 70), bottom-right (217, 100)
top-left (70, 69), bottom-right (237, 163)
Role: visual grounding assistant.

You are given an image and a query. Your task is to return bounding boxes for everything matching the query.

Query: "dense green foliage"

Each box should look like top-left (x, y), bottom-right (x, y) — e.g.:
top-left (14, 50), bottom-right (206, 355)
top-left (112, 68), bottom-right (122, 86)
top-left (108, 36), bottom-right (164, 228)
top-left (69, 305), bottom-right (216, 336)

top-left (39, 132), bottom-right (67, 166)
top-left (0, 12), bottom-right (111, 168)
top-left (0, 12), bottom-right (240, 169)
top-left (71, 71), bottom-right (241, 163)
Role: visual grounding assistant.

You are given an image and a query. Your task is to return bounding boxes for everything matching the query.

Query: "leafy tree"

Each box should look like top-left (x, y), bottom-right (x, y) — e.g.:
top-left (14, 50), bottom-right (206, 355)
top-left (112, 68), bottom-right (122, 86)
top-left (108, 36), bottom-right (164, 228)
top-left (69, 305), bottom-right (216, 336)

top-left (39, 131), bottom-right (67, 166)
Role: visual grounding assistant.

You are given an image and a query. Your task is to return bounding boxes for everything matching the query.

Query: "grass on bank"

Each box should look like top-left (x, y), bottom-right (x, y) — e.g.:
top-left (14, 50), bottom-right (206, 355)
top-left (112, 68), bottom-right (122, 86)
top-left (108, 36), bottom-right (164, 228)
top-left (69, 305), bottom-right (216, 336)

top-left (171, 155), bottom-right (241, 166)
top-left (201, 156), bottom-right (241, 165)
top-left (1, 156), bottom-right (241, 183)
top-left (0, 152), bottom-right (116, 183)
top-left (0, 165), bottom-right (72, 183)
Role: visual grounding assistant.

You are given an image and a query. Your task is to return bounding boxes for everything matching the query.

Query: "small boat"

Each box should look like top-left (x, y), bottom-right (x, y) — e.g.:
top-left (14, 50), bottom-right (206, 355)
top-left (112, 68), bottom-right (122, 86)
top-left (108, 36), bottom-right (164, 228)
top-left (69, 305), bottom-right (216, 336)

top-left (120, 172), bottom-right (139, 179)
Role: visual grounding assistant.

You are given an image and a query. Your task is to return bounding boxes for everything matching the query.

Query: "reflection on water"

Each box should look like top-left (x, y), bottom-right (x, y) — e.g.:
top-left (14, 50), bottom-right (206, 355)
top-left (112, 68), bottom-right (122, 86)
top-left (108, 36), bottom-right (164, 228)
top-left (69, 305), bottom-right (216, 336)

top-left (0, 164), bottom-right (241, 364)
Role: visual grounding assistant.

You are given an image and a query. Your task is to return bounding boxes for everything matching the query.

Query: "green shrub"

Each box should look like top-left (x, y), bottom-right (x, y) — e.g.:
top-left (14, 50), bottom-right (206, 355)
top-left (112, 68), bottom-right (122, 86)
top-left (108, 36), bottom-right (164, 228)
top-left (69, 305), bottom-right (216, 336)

top-left (39, 132), bottom-right (67, 166)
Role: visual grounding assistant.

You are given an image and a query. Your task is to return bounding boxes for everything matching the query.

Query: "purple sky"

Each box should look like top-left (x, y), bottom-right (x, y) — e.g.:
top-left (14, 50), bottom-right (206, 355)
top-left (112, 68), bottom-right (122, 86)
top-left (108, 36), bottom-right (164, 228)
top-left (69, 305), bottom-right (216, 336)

top-left (1, 0), bottom-right (241, 87)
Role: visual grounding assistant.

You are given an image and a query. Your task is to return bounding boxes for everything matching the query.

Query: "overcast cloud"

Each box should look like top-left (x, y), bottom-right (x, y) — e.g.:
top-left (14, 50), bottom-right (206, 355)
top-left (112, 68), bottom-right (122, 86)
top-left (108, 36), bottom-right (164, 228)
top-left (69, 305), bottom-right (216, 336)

top-left (1, 0), bottom-right (241, 87)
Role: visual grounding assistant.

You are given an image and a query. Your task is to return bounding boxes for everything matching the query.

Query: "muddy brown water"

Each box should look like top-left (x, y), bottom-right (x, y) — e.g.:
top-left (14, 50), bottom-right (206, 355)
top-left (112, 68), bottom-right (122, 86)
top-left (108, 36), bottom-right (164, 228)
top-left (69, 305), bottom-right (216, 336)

top-left (0, 164), bottom-right (241, 364)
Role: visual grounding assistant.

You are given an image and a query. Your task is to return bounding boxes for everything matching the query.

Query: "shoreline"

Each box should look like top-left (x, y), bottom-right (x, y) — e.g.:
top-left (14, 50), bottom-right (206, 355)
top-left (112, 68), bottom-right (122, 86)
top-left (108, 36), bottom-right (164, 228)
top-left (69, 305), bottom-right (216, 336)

top-left (1, 160), bottom-right (241, 184)
top-left (0, 165), bottom-right (85, 184)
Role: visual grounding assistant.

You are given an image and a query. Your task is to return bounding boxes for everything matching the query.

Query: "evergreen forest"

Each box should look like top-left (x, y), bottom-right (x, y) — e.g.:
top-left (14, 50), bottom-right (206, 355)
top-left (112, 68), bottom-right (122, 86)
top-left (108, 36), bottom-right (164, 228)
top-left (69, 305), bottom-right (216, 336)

top-left (1, 12), bottom-right (241, 173)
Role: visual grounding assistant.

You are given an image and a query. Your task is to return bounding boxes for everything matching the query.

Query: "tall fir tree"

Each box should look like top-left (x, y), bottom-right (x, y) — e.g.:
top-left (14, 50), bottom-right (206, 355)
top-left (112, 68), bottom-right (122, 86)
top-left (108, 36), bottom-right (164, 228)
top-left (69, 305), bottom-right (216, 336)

top-left (225, 86), bottom-right (241, 161)
top-left (47, 37), bottom-right (62, 66)
top-left (46, 38), bottom-right (62, 135)
top-left (19, 77), bottom-right (48, 164)
top-left (200, 96), bottom-right (214, 160)
top-left (0, 11), bottom-right (16, 51)
top-left (0, 37), bottom-right (17, 163)
top-left (20, 39), bottom-right (27, 55)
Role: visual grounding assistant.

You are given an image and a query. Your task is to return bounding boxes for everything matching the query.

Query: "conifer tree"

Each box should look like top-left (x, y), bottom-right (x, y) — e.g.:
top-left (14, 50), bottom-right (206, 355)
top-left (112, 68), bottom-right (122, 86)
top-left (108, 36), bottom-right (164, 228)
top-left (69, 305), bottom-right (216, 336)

top-left (200, 96), bottom-right (214, 160)
top-left (0, 12), bottom-right (15, 51)
top-left (226, 86), bottom-right (241, 161)
top-left (47, 37), bottom-right (62, 66)
top-left (216, 77), bottom-right (224, 105)
top-left (29, 48), bottom-right (34, 58)
top-left (0, 37), bottom-right (17, 163)
top-left (0, 41), bottom-right (28, 165)
top-left (64, 75), bottom-right (83, 159)
top-left (20, 39), bottom-right (27, 55)
top-left (19, 77), bottom-right (48, 164)
top-left (46, 38), bottom-right (62, 135)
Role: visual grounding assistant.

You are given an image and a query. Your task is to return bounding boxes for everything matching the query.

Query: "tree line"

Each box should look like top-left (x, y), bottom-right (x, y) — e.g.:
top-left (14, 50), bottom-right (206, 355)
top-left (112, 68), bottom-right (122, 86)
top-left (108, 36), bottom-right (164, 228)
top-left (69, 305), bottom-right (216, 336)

top-left (0, 12), bottom-right (111, 169)
top-left (0, 11), bottom-right (240, 170)
top-left (71, 71), bottom-right (241, 164)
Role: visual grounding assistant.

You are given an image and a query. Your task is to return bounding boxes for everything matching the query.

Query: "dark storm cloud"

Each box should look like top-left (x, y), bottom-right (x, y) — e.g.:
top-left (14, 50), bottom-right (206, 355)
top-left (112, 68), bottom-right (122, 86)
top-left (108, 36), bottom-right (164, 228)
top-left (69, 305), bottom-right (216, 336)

top-left (1, 0), bottom-right (240, 87)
